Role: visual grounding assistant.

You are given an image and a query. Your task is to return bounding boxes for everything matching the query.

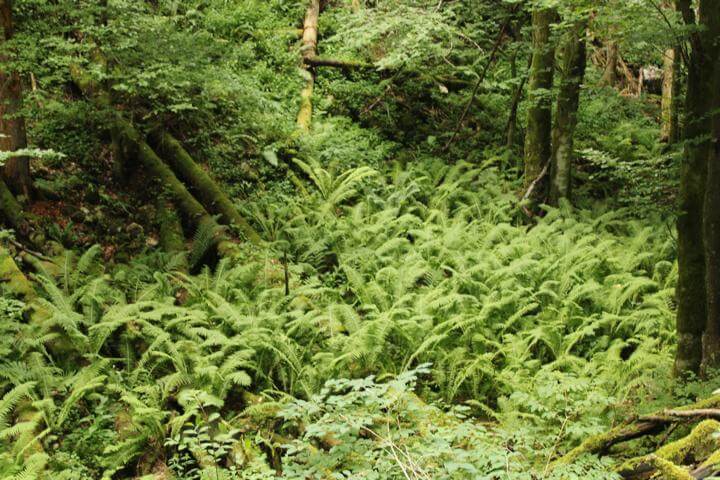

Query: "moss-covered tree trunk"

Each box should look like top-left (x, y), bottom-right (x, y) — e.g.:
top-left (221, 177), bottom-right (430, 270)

top-left (148, 130), bottom-right (260, 243)
top-left (71, 58), bottom-right (254, 258)
top-left (0, 0), bottom-right (31, 198)
top-left (700, 0), bottom-right (720, 372)
top-left (549, 20), bottom-right (587, 206)
top-left (0, 176), bottom-right (27, 231)
top-left (675, 0), bottom-right (714, 375)
top-left (523, 8), bottom-right (556, 204)
top-left (156, 197), bottom-right (188, 271)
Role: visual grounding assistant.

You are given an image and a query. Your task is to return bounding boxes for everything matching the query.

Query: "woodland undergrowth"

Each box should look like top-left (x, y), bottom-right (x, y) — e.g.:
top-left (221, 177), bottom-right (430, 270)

top-left (0, 158), bottom-right (710, 479)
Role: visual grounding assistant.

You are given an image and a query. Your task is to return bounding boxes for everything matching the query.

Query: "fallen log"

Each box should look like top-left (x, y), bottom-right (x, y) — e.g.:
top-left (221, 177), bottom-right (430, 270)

top-left (155, 197), bottom-right (188, 272)
top-left (555, 395), bottom-right (720, 465)
top-left (148, 129), bottom-right (260, 243)
top-left (618, 420), bottom-right (720, 479)
top-left (112, 119), bottom-right (236, 258)
top-left (70, 58), bottom-right (241, 260)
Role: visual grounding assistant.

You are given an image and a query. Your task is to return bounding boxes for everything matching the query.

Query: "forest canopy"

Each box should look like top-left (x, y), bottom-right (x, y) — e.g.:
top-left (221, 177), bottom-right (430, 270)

top-left (0, 0), bottom-right (719, 479)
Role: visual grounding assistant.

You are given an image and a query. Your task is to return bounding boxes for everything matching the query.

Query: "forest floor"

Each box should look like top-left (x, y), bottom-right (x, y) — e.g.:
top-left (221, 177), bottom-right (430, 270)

top-left (2, 156), bottom-right (717, 479)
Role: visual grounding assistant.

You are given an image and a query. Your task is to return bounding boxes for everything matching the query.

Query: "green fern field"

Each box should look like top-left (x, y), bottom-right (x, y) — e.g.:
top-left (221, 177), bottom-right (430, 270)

top-left (0, 160), bottom-right (697, 479)
top-left (3, 0), bottom-right (720, 478)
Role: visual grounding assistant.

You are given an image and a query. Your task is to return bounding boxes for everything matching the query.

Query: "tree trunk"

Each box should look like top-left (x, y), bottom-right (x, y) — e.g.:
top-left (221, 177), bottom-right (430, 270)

top-left (661, 46), bottom-right (680, 143)
top-left (297, 0), bottom-right (320, 131)
top-left (600, 41), bottom-right (619, 87)
top-left (674, 0), bottom-right (714, 376)
top-left (549, 20), bottom-right (587, 205)
top-left (147, 130), bottom-right (260, 244)
top-left (522, 8), bottom-right (556, 205)
top-left (661, 0), bottom-right (680, 144)
top-left (700, 0), bottom-right (720, 372)
top-left (0, 0), bottom-right (31, 198)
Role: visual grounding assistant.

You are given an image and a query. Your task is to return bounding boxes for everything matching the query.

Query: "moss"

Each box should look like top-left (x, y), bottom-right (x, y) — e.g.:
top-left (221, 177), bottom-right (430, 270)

top-left (113, 117), bottom-right (238, 261)
top-left (651, 456), bottom-right (695, 480)
top-left (553, 430), bottom-right (615, 465)
top-left (0, 178), bottom-right (29, 234)
top-left (0, 247), bottom-right (34, 300)
top-left (156, 197), bottom-right (187, 269)
top-left (680, 394), bottom-right (720, 410)
top-left (655, 420), bottom-right (720, 464)
top-left (297, 76), bottom-right (314, 132)
top-left (699, 448), bottom-right (720, 470)
top-left (618, 455), bottom-right (694, 480)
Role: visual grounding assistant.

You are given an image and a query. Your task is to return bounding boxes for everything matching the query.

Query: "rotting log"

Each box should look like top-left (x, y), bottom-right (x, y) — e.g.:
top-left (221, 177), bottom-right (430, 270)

top-left (148, 129), bottom-right (260, 243)
top-left (619, 455), bottom-right (694, 480)
top-left (617, 420), bottom-right (720, 479)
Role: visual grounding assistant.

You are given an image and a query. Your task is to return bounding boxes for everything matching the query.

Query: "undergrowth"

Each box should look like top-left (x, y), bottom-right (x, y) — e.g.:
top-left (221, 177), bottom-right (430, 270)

top-left (0, 159), bottom-right (701, 479)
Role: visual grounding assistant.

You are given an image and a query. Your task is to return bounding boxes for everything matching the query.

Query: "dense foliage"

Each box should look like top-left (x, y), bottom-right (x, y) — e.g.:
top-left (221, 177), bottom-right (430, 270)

top-left (0, 0), bottom-right (717, 479)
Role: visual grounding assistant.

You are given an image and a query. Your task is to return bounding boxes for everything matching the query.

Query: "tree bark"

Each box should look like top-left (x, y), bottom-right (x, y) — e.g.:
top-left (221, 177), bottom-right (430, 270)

top-left (523, 8), bottom-right (556, 205)
top-left (549, 20), bottom-right (587, 205)
top-left (661, 46), bottom-right (680, 143)
top-left (674, 0), bottom-right (715, 376)
top-left (147, 130), bottom-right (260, 244)
top-left (0, 0), bottom-right (31, 198)
top-left (700, 0), bottom-right (720, 372)
top-left (661, 0), bottom-right (680, 143)
top-left (297, 0), bottom-right (320, 131)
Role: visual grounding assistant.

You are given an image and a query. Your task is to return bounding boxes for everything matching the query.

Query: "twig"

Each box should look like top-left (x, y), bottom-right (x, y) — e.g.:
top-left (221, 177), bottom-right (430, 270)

top-left (543, 413), bottom-right (570, 478)
top-left (9, 239), bottom-right (54, 262)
